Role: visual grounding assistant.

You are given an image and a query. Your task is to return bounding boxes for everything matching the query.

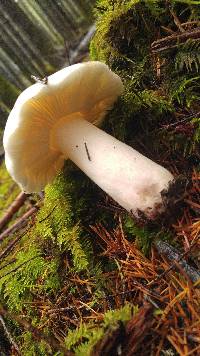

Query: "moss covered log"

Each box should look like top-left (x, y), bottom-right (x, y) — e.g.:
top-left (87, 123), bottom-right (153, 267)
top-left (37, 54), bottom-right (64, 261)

top-left (0, 1), bottom-right (200, 355)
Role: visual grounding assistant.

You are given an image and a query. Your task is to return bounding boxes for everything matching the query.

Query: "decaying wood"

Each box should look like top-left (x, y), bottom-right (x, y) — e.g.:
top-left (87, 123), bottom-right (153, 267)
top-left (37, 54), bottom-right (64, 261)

top-left (0, 206), bottom-right (38, 242)
top-left (152, 239), bottom-right (200, 283)
top-left (92, 321), bottom-right (125, 356)
top-left (0, 191), bottom-right (27, 232)
top-left (92, 304), bottom-right (154, 356)
top-left (123, 303), bottom-right (154, 356)
top-left (151, 28), bottom-right (200, 53)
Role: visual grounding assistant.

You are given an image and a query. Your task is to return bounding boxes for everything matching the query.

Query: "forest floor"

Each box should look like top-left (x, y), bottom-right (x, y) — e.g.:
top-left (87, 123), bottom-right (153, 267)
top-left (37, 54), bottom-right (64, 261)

top-left (0, 1), bottom-right (200, 355)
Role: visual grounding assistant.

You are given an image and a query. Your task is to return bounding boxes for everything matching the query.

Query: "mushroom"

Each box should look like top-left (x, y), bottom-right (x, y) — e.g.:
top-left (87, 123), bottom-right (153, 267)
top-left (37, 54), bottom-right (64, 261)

top-left (3, 61), bottom-right (173, 219)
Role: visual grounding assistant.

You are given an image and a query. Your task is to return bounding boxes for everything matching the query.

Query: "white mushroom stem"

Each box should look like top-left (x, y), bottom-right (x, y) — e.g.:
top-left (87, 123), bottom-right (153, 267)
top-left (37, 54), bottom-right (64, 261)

top-left (51, 115), bottom-right (174, 218)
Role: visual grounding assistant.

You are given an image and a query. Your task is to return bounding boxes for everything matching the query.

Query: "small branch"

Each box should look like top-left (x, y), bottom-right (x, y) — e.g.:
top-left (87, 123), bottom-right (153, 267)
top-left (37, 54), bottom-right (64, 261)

top-left (0, 192), bottom-right (27, 232)
top-left (159, 113), bottom-right (200, 131)
top-left (0, 206), bottom-right (38, 242)
top-left (151, 28), bottom-right (200, 53)
top-left (0, 231), bottom-right (27, 260)
top-left (181, 21), bottom-right (200, 29)
top-left (69, 24), bottom-right (96, 64)
top-left (161, 26), bottom-right (176, 35)
top-left (46, 306), bottom-right (75, 315)
top-left (105, 284), bottom-right (161, 302)
top-left (0, 315), bottom-right (20, 354)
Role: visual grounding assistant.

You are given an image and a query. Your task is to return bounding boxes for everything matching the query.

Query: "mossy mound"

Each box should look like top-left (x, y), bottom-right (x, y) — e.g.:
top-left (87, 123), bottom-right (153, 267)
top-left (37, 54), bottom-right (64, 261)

top-left (90, 0), bottom-right (200, 160)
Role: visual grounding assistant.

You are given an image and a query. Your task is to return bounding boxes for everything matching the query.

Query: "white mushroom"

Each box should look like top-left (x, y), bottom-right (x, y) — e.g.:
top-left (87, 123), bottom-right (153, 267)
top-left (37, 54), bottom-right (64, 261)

top-left (3, 61), bottom-right (173, 219)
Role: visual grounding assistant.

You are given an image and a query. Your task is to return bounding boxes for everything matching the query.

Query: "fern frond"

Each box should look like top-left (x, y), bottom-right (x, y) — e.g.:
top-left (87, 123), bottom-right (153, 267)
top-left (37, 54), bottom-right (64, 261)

top-left (103, 303), bottom-right (137, 326)
top-left (192, 116), bottom-right (200, 143)
top-left (169, 75), bottom-right (200, 107)
top-left (57, 225), bottom-right (89, 272)
top-left (65, 322), bottom-right (101, 350)
top-left (144, 0), bottom-right (165, 17)
top-left (175, 39), bottom-right (200, 73)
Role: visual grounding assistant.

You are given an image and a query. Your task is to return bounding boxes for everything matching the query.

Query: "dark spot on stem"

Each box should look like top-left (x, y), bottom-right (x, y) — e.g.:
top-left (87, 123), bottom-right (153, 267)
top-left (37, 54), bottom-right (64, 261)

top-left (84, 142), bottom-right (91, 161)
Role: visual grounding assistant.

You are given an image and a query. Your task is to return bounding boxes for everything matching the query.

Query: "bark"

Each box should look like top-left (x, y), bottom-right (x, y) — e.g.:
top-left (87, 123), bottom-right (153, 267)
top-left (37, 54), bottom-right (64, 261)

top-left (153, 240), bottom-right (200, 283)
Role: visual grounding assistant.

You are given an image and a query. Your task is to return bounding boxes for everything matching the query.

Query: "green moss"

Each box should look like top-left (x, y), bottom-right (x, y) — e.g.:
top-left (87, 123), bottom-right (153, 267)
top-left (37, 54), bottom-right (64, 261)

top-left (19, 332), bottom-right (51, 356)
top-left (0, 235), bottom-right (60, 311)
top-left (0, 163), bottom-right (109, 316)
top-left (34, 170), bottom-right (90, 272)
top-left (65, 302), bottom-right (137, 355)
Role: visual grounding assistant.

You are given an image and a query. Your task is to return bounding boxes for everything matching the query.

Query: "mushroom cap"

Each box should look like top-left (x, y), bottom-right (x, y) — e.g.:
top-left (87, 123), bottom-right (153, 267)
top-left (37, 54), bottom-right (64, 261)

top-left (3, 61), bottom-right (123, 192)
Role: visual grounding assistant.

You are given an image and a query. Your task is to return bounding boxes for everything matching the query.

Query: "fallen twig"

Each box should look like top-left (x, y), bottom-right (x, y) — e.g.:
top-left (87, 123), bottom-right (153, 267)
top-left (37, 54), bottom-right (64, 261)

top-left (0, 206), bottom-right (38, 242)
top-left (159, 112), bottom-right (200, 131)
top-left (0, 192), bottom-right (27, 232)
top-left (31, 75), bottom-right (48, 85)
top-left (0, 231), bottom-right (27, 260)
top-left (151, 28), bottom-right (200, 53)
